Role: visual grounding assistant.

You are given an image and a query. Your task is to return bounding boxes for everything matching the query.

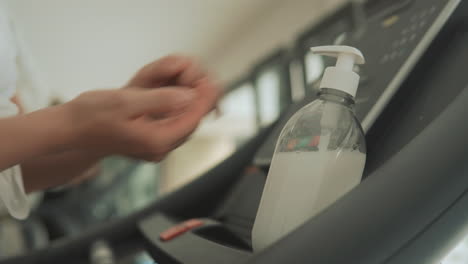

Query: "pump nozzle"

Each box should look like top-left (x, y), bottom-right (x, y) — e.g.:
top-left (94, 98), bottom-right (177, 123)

top-left (311, 45), bottom-right (365, 98)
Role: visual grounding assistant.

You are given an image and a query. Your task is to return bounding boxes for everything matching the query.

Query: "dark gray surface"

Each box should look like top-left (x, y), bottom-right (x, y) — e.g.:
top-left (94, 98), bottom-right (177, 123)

top-left (385, 170), bottom-right (468, 264)
top-left (365, 1), bottom-right (468, 174)
top-left (245, 85), bottom-right (468, 263)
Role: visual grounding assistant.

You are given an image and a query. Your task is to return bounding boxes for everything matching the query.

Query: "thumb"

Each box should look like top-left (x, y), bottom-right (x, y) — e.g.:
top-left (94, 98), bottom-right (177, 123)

top-left (126, 86), bottom-right (196, 117)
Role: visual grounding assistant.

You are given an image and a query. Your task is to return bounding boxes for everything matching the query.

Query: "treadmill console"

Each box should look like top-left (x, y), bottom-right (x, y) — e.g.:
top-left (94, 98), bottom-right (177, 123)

top-left (254, 0), bottom-right (460, 166)
top-left (353, 0), bottom-right (459, 130)
top-left (137, 1), bottom-right (466, 263)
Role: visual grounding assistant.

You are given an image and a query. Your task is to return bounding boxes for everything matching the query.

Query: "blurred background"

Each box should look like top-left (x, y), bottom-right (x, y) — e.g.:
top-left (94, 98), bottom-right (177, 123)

top-left (7, 0), bottom-right (344, 191)
top-left (1, 0), bottom-right (467, 263)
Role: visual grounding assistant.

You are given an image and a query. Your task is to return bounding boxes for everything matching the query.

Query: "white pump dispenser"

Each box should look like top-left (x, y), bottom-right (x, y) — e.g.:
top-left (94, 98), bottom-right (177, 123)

top-left (252, 45), bottom-right (367, 252)
top-left (311, 45), bottom-right (365, 97)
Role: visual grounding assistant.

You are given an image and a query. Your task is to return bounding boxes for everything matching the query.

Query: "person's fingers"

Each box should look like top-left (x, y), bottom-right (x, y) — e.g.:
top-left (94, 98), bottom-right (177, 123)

top-left (126, 55), bottom-right (192, 88)
top-left (148, 77), bottom-right (222, 143)
top-left (125, 75), bottom-right (222, 157)
top-left (146, 78), bottom-right (221, 146)
top-left (147, 106), bottom-right (202, 149)
top-left (193, 77), bottom-right (224, 114)
top-left (125, 87), bottom-right (196, 117)
top-left (176, 61), bottom-right (205, 87)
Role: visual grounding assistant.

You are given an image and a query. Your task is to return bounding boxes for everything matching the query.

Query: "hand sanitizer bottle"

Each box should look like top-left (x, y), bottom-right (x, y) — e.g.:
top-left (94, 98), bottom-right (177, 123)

top-left (252, 46), bottom-right (367, 251)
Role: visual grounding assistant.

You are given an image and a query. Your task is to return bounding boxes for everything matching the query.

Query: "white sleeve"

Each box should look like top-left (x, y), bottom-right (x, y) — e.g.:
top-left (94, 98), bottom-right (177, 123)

top-left (0, 165), bottom-right (30, 219)
top-left (0, 0), bottom-right (31, 219)
top-left (0, 101), bottom-right (30, 220)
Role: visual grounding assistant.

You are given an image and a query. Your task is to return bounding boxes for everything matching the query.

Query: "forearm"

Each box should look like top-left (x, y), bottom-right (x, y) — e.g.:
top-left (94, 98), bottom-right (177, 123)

top-left (0, 105), bottom-right (73, 170)
top-left (21, 150), bottom-right (103, 193)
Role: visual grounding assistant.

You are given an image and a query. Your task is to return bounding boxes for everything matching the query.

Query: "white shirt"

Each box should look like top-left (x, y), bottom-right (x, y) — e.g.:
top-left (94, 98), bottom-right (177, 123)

top-left (0, 2), bottom-right (30, 219)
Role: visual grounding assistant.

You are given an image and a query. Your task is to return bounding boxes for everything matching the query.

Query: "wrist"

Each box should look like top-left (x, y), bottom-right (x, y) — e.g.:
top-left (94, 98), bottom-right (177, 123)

top-left (54, 103), bottom-right (84, 151)
top-left (35, 104), bottom-right (78, 153)
top-left (54, 102), bottom-right (111, 157)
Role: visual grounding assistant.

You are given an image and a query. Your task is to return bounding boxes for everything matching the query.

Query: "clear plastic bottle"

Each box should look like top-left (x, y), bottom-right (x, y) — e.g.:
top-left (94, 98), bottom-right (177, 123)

top-left (252, 46), bottom-right (367, 251)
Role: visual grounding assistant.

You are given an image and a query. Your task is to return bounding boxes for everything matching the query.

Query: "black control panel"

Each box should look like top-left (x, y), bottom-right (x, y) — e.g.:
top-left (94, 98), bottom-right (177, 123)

top-left (136, 1), bottom-right (467, 263)
top-left (352, 0), bottom-right (459, 131)
top-left (254, 0), bottom-right (460, 166)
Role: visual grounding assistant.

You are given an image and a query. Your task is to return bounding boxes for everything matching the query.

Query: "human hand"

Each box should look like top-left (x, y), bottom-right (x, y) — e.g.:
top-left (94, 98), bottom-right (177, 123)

top-left (126, 55), bottom-right (222, 117)
top-left (63, 55), bottom-right (222, 162)
top-left (63, 87), bottom-right (201, 161)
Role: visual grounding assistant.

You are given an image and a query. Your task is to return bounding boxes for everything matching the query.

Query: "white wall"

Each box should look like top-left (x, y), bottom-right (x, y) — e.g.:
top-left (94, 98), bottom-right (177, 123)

top-left (7, 0), bottom-right (347, 101)
top-left (6, 0), bottom-right (274, 101)
top-left (207, 0), bottom-right (347, 84)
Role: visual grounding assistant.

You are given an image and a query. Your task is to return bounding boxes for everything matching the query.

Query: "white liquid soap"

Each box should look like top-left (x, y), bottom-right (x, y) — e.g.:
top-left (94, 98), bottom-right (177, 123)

top-left (252, 46), bottom-right (367, 251)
